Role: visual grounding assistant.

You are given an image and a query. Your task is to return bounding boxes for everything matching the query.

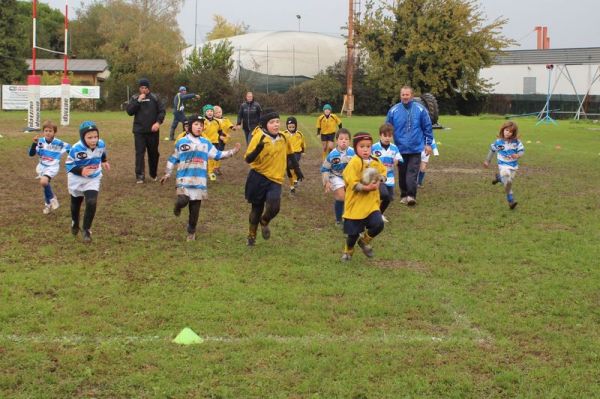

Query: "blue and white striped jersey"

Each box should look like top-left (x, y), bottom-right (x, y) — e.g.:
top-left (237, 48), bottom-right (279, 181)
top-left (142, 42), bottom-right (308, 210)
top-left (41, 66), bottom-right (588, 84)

top-left (65, 140), bottom-right (107, 179)
top-left (490, 139), bottom-right (524, 169)
top-left (320, 147), bottom-right (355, 177)
top-left (31, 137), bottom-right (70, 167)
top-left (372, 142), bottom-right (403, 187)
top-left (165, 133), bottom-right (229, 192)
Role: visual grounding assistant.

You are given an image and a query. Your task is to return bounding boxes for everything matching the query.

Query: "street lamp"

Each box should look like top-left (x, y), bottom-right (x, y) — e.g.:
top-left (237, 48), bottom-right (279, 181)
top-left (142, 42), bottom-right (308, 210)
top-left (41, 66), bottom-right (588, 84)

top-left (296, 14), bottom-right (301, 32)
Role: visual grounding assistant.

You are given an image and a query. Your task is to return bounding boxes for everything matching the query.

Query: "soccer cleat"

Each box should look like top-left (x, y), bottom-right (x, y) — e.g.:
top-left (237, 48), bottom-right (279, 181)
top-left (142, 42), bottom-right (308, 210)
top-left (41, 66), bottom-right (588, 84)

top-left (214, 168), bottom-right (222, 176)
top-left (82, 229), bottom-right (92, 243)
top-left (43, 203), bottom-right (52, 214)
top-left (187, 233), bottom-right (196, 241)
top-left (290, 186), bottom-right (296, 194)
top-left (293, 180), bottom-right (299, 188)
top-left (50, 197), bottom-right (60, 210)
top-left (399, 197), bottom-right (408, 205)
top-left (406, 196), bottom-right (417, 206)
top-left (509, 200), bottom-right (518, 210)
top-left (341, 253), bottom-right (352, 261)
top-left (382, 215), bottom-right (389, 223)
top-left (136, 179), bottom-right (144, 184)
top-left (357, 233), bottom-right (374, 258)
top-left (418, 184), bottom-right (424, 188)
top-left (492, 175), bottom-right (501, 185)
top-left (151, 176), bottom-right (158, 182)
top-left (71, 223), bottom-right (80, 236)
top-left (209, 173), bottom-right (217, 181)
top-left (260, 222), bottom-right (271, 240)
top-left (173, 204), bottom-right (182, 217)
top-left (246, 236), bottom-right (256, 246)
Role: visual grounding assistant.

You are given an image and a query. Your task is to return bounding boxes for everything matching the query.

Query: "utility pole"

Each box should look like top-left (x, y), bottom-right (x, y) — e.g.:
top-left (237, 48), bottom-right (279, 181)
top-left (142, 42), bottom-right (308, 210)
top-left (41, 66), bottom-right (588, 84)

top-left (343, 0), bottom-right (355, 117)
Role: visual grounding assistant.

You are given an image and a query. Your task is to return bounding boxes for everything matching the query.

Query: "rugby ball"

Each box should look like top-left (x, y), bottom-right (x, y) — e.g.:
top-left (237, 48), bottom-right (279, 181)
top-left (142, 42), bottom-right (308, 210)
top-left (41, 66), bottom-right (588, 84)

top-left (361, 167), bottom-right (382, 184)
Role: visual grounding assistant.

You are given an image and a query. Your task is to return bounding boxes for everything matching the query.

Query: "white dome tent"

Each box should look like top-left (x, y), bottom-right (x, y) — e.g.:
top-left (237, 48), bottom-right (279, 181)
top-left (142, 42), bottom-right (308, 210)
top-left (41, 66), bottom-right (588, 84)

top-left (182, 31), bottom-right (347, 92)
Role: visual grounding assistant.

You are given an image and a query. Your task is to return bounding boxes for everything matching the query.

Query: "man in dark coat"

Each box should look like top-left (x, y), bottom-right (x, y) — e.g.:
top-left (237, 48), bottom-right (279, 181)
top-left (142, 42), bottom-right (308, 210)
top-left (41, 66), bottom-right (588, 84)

top-left (236, 91), bottom-right (262, 144)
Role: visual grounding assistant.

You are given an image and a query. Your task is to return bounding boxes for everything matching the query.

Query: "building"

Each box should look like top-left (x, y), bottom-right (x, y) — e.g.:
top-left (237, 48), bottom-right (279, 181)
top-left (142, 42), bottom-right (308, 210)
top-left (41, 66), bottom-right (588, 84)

top-left (480, 48), bottom-right (600, 116)
top-left (183, 31), bottom-right (346, 92)
top-left (26, 59), bottom-right (110, 85)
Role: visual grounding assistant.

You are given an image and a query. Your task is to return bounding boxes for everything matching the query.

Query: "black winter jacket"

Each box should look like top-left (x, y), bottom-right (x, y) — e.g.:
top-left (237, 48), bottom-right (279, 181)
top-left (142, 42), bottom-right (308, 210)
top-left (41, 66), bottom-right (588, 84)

top-left (126, 93), bottom-right (166, 134)
top-left (236, 100), bottom-right (262, 133)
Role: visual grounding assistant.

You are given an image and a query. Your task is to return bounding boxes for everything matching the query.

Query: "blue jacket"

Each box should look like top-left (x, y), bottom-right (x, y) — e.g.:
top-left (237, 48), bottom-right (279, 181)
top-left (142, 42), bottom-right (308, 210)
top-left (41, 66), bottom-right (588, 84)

top-left (172, 92), bottom-right (197, 114)
top-left (385, 100), bottom-right (433, 154)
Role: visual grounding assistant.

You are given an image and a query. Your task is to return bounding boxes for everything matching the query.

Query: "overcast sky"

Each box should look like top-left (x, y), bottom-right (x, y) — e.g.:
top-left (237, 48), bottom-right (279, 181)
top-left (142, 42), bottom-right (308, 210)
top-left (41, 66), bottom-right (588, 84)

top-left (45, 0), bottom-right (600, 50)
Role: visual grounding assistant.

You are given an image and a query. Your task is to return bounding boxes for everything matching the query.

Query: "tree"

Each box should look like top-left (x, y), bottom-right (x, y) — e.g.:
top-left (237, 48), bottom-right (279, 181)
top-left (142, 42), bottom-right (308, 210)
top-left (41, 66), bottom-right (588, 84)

top-left (206, 15), bottom-right (248, 41)
top-left (358, 0), bottom-right (514, 102)
top-left (71, 0), bottom-right (185, 108)
top-left (178, 41), bottom-right (235, 108)
top-left (0, 0), bottom-right (27, 83)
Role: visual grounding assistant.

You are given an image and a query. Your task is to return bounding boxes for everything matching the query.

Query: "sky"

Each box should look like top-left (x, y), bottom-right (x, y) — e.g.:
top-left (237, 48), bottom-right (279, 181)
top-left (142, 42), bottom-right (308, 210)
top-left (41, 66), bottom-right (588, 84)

top-left (44, 0), bottom-right (600, 50)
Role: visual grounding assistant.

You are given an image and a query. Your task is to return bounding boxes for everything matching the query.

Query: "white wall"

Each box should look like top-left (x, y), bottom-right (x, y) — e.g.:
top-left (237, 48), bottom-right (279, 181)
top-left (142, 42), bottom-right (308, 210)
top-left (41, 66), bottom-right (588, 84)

top-left (480, 64), bottom-right (600, 95)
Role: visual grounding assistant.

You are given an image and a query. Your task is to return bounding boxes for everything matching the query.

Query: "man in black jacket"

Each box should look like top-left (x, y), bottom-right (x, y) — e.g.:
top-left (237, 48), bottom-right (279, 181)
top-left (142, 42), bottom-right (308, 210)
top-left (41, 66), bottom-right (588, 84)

top-left (126, 78), bottom-right (166, 183)
top-left (236, 91), bottom-right (262, 144)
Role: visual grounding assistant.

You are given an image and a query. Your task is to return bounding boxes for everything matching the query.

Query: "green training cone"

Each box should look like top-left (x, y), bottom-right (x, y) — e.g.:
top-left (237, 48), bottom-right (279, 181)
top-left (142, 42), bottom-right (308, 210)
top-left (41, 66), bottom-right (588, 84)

top-left (172, 327), bottom-right (204, 345)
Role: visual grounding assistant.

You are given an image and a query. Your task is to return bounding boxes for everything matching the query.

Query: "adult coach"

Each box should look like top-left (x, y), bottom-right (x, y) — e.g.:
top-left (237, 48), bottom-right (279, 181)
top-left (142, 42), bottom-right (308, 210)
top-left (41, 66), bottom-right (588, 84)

top-left (126, 78), bottom-right (166, 184)
top-left (167, 86), bottom-right (199, 141)
top-left (385, 86), bottom-right (433, 206)
top-left (236, 91), bottom-right (262, 144)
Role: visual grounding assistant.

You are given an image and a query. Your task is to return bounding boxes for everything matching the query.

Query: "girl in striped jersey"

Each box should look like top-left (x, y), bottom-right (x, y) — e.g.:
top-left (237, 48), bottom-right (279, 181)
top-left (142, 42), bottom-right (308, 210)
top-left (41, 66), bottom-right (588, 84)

top-left (483, 120), bottom-right (525, 209)
top-left (372, 123), bottom-right (403, 221)
top-left (29, 120), bottom-right (70, 214)
top-left (160, 114), bottom-right (241, 241)
top-left (65, 121), bottom-right (109, 243)
top-left (320, 128), bottom-right (354, 226)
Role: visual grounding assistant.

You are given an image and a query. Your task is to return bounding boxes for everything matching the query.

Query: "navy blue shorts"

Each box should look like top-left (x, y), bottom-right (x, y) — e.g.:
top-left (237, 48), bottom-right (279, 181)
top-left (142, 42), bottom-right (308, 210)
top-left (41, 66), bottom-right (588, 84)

top-left (343, 211), bottom-right (384, 236)
top-left (245, 169), bottom-right (282, 204)
top-left (320, 133), bottom-right (335, 142)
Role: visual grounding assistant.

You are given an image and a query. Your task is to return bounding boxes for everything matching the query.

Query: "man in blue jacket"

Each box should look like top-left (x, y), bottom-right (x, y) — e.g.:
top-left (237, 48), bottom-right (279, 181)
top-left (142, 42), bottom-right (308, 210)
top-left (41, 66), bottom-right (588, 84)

top-left (168, 86), bottom-right (199, 141)
top-left (385, 86), bottom-right (433, 206)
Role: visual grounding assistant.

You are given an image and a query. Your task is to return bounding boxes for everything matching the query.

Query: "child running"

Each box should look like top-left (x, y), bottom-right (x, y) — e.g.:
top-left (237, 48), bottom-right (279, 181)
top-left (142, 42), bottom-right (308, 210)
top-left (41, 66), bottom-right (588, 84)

top-left (213, 105), bottom-right (234, 177)
top-left (28, 120), bottom-right (70, 214)
top-left (160, 114), bottom-right (241, 241)
top-left (316, 104), bottom-right (342, 160)
top-left (371, 123), bottom-right (403, 222)
top-left (65, 121), bottom-right (110, 243)
top-left (201, 104), bottom-right (223, 181)
top-left (418, 137), bottom-right (439, 188)
top-left (321, 128), bottom-right (354, 226)
top-left (341, 132), bottom-right (387, 261)
top-left (483, 120), bottom-right (525, 209)
top-left (244, 109), bottom-right (303, 246)
top-left (284, 116), bottom-right (306, 194)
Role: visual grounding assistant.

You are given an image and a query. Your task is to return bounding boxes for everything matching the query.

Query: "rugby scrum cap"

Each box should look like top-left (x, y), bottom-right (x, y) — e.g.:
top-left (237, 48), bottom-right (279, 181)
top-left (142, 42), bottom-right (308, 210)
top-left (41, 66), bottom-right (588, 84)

top-left (352, 132), bottom-right (373, 150)
top-left (286, 116), bottom-right (297, 126)
top-left (187, 114), bottom-right (205, 125)
top-left (260, 109), bottom-right (280, 127)
top-left (179, 86), bottom-right (187, 92)
top-left (202, 104), bottom-right (214, 115)
top-left (138, 78), bottom-right (150, 88)
top-left (323, 104), bottom-right (332, 111)
top-left (79, 120), bottom-right (98, 141)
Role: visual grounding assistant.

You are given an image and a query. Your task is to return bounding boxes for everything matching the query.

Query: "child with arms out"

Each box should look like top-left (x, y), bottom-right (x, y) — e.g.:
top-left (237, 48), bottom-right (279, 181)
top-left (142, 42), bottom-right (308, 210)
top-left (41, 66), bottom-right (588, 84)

top-left (29, 120), bottom-right (70, 214)
top-left (320, 128), bottom-right (354, 226)
top-left (160, 114), bottom-right (241, 241)
top-left (483, 120), bottom-right (524, 209)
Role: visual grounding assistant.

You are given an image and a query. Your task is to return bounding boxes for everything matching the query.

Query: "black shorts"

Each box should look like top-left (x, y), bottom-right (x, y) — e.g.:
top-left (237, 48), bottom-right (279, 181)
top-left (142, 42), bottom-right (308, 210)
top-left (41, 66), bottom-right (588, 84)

top-left (379, 184), bottom-right (394, 201)
top-left (343, 211), bottom-right (384, 236)
top-left (321, 133), bottom-right (335, 142)
top-left (245, 169), bottom-right (282, 204)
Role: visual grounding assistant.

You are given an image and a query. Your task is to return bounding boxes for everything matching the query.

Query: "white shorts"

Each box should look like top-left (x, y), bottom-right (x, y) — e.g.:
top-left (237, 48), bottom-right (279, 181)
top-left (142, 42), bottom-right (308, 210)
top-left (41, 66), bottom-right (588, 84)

top-left (498, 165), bottom-right (517, 180)
top-left (329, 175), bottom-right (345, 191)
top-left (176, 186), bottom-right (208, 201)
top-left (68, 174), bottom-right (101, 197)
top-left (36, 163), bottom-right (59, 179)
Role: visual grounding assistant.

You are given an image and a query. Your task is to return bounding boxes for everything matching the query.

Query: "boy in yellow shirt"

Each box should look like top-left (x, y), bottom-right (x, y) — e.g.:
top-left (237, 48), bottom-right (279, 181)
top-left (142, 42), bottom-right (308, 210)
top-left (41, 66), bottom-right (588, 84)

top-left (341, 132), bottom-right (387, 261)
top-left (244, 110), bottom-right (304, 246)
top-left (283, 116), bottom-right (306, 194)
top-left (213, 105), bottom-right (234, 176)
top-left (316, 104), bottom-right (342, 160)
top-left (201, 104), bottom-right (222, 181)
